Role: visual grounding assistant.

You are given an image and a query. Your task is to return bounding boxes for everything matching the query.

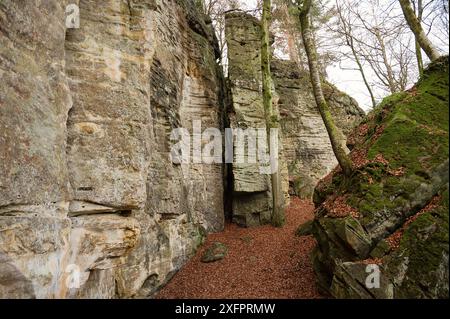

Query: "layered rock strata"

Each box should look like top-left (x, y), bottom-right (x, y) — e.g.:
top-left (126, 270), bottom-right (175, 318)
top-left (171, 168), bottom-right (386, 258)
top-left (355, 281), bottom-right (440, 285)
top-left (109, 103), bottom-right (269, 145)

top-left (271, 59), bottom-right (364, 199)
top-left (0, 0), bottom-right (224, 298)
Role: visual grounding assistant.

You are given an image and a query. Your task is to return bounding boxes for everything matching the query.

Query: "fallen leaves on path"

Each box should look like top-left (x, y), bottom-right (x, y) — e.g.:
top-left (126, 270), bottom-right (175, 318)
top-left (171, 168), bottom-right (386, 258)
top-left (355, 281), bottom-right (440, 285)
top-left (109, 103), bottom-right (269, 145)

top-left (386, 195), bottom-right (442, 250)
top-left (156, 197), bottom-right (322, 299)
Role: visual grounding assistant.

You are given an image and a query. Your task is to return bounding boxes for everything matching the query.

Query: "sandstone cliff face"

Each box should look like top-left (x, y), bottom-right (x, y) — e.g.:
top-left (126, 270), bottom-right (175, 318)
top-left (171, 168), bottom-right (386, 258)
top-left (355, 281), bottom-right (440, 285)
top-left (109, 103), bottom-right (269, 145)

top-left (272, 60), bottom-right (364, 199)
top-left (225, 12), bottom-right (276, 227)
top-left (225, 12), bottom-right (364, 225)
top-left (0, 0), bottom-right (224, 298)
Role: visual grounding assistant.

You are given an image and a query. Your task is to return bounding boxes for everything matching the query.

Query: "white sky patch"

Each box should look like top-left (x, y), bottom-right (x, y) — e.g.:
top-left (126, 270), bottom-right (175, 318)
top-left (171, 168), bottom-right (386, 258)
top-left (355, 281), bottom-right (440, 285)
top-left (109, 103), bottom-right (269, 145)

top-left (230, 0), bottom-right (449, 112)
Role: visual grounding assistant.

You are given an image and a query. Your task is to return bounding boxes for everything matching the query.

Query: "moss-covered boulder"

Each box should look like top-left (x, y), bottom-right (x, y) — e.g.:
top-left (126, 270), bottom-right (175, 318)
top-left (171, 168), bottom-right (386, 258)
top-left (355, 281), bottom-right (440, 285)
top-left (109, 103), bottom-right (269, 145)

top-left (312, 56), bottom-right (449, 299)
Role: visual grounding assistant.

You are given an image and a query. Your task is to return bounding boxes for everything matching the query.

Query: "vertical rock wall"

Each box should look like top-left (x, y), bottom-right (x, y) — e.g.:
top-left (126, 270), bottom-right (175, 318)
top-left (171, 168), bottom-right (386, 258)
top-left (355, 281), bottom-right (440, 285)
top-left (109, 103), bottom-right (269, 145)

top-left (225, 13), bottom-right (273, 227)
top-left (225, 12), bottom-right (364, 205)
top-left (271, 60), bottom-right (365, 199)
top-left (0, 0), bottom-right (224, 298)
top-left (224, 12), bottom-right (290, 227)
top-left (0, 0), bottom-right (73, 298)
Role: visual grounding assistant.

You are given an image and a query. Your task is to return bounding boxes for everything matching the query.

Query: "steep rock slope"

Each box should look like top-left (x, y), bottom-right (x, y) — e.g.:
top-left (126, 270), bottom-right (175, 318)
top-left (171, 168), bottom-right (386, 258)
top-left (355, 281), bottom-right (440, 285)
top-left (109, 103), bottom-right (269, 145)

top-left (0, 0), bottom-right (224, 298)
top-left (311, 57), bottom-right (449, 298)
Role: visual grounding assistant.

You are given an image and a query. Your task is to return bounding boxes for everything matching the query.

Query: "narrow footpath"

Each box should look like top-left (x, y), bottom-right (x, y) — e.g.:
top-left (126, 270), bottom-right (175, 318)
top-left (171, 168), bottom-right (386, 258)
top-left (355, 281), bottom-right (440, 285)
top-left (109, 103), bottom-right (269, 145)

top-left (156, 198), bottom-right (322, 299)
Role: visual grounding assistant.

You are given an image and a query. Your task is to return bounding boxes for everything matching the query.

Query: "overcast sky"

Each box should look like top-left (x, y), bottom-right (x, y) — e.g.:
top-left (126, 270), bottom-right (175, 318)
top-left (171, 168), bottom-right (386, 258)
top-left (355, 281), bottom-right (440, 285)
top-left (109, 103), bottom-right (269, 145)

top-left (237, 0), bottom-right (377, 111)
top-left (234, 0), bottom-right (449, 112)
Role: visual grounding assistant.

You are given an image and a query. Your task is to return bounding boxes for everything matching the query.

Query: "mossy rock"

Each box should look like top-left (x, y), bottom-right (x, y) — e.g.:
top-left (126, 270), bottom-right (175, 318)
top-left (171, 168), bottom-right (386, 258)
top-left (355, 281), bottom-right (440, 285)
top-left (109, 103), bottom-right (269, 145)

top-left (311, 56), bottom-right (449, 299)
top-left (330, 261), bottom-right (394, 299)
top-left (201, 242), bottom-right (228, 263)
top-left (385, 188), bottom-right (449, 298)
top-left (369, 239), bottom-right (391, 259)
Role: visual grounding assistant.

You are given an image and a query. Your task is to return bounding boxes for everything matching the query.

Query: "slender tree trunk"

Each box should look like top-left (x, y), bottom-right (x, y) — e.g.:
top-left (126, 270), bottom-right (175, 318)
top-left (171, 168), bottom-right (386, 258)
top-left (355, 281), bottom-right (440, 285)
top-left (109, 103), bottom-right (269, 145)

top-left (415, 40), bottom-right (424, 77)
top-left (299, 0), bottom-right (353, 177)
top-left (415, 0), bottom-right (424, 77)
top-left (350, 38), bottom-right (377, 109)
top-left (261, 0), bottom-right (285, 227)
top-left (375, 29), bottom-right (397, 93)
top-left (399, 0), bottom-right (441, 61)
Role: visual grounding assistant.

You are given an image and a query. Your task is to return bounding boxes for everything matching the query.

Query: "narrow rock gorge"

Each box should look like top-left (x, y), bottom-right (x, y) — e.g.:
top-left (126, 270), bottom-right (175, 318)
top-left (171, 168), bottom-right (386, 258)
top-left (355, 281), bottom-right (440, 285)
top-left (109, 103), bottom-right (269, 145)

top-left (3, 0), bottom-right (444, 301)
top-left (0, 1), bottom-right (362, 298)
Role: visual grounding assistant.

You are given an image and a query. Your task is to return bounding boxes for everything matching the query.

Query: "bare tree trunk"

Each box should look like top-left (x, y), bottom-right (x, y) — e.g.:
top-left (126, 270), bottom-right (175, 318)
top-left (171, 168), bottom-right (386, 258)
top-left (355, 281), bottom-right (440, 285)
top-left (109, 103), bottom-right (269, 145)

top-left (352, 43), bottom-right (377, 109)
top-left (399, 0), bottom-right (441, 61)
top-left (415, 0), bottom-right (424, 77)
top-left (375, 29), bottom-right (398, 93)
top-left (299, 0), bottom-right (353, 177)
top-left (261, 0), bottom-right (285, 227)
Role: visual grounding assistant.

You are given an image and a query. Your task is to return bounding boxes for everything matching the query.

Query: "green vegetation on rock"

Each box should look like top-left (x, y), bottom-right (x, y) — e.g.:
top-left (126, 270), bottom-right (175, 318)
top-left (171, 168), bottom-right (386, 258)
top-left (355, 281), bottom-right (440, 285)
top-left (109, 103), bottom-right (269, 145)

top-left (311, 56), bottom-right (449, 299)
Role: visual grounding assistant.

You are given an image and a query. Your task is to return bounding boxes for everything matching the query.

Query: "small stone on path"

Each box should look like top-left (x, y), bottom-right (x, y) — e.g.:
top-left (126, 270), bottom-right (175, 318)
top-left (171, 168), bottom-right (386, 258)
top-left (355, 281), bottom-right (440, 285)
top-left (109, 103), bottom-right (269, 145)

top-left (201, 242), bottom-right (228, 263)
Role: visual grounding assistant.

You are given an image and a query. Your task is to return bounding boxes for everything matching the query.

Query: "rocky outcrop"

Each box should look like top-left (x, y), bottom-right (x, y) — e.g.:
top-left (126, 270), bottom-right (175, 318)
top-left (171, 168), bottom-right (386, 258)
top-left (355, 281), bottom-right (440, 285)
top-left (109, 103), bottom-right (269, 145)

top-left (311, 57), bottom-right (449, 299)
top-left (271, 60), bottom-right (364, 199)
top-left (0, 2), bottom-right (370, 298)
top-left (0, 0), bottom-right (224, 298)
top-left (225, 11), bottom-right (364, 223)
top-left (225, 12), bottom-right (273, 227)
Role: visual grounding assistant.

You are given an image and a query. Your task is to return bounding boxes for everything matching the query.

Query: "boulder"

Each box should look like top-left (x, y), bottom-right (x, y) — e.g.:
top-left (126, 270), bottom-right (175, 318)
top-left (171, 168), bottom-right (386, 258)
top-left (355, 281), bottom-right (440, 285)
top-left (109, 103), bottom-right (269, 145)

top-left (201, 242), bottom-right (228, 263)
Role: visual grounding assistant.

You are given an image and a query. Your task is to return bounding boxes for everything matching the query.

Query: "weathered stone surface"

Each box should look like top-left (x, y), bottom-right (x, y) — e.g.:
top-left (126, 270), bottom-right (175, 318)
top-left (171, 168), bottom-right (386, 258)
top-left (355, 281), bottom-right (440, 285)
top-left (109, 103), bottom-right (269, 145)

top-left (271, 60), bottom-right (364, 199)
top-left (0, 0), bottom-right (224, 299)
top-left (330, 261), bottom-right (394, 299)
top-left (0, 252), bottom-right (36, 299)
top-left (311, 57), bottom-right (449, 299)
top-left (0, 213), bottom-right (71, 298)
top-left (225, 12), bottom-right (289, 227)
top-left (0, 0), bottom-right (72, 207)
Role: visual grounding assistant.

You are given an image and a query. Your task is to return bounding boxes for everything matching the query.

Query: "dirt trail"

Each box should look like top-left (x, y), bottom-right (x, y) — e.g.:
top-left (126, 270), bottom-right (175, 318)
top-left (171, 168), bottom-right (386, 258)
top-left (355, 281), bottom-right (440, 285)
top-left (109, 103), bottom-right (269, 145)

top-left (156, 198), bottom-right (322, 299)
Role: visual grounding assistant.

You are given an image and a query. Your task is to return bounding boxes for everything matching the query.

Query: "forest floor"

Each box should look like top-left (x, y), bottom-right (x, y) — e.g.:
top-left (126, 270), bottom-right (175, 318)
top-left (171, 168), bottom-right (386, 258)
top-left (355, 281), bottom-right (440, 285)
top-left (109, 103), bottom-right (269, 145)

top-left (156, 197), bottom-right (322, 299)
